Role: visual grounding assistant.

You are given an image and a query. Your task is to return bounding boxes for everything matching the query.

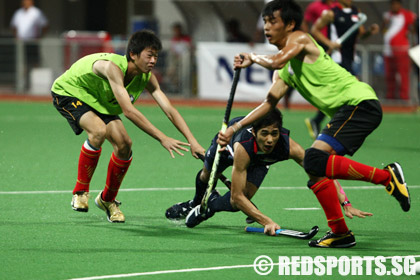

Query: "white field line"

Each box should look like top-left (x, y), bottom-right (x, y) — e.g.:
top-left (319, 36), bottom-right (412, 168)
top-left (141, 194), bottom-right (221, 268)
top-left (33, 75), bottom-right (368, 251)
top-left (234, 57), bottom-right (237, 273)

top-left (68, 255), bottom-right (420, 280)
top-left (1, 185), bottom-right (419, 195)
top-left (284, 207), bottom-right (321, 210)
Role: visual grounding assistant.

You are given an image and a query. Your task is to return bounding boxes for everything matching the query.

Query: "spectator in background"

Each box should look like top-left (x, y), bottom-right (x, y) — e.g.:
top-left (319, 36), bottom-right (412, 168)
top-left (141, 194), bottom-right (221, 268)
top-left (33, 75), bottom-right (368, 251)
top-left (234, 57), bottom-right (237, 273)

top-left (312, 0), bottom-right (379, 74)
top-left (10, 0), bottom-right (48, 89)
top-left (226, 18), bottom-right (251, 43)
top-left (10, 0), bottom-right (48, 64)
top-left (382, 0), bottom-right (417, 101)
top-left (301, 0), bottom-right (336, 49)
top-left (165, 22), bottom-right (192, 93)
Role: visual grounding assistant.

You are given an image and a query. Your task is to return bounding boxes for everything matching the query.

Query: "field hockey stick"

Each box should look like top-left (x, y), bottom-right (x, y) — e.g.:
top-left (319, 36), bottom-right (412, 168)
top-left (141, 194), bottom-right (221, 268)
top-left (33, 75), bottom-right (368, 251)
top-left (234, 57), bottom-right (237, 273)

top-left (201, 66), bottom-right (242, 213)
top-left (336, 13), bottom-right (367, 45)
top-left (197, 153), bottom-right (231, 189)
top-left (245, 225), bottom-right (319, 240)
top-left (197, 153), bottom-right (258, 224)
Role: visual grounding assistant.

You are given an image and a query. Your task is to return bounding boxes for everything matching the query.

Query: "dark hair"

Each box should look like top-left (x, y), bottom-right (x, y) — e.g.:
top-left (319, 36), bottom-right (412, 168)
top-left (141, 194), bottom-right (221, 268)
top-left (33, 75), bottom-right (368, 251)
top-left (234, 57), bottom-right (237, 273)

top-left (262, 0), bottom-right (303, 31)
top-left (252, 108), bottom-right (283, 133)
top-left (126, 30), bottom-right (162, 61)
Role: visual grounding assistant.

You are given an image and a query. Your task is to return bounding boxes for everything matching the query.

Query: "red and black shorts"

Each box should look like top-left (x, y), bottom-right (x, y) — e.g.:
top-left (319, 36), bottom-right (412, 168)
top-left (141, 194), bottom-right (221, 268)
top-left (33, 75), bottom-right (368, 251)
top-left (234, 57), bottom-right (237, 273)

top-left (52, 91), bottom-right (120, 135)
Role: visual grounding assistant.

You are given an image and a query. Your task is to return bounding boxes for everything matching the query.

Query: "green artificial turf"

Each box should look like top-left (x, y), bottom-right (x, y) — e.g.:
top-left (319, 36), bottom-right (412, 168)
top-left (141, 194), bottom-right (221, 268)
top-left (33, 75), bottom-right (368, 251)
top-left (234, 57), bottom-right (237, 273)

top-left (0, 101), bottom-right (419, 279)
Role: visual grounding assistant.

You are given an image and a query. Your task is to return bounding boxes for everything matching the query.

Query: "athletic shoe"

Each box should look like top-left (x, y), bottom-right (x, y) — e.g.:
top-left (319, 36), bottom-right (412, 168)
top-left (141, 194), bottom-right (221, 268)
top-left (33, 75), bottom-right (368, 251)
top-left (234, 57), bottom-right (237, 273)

top-left (384, 162), bottom-right (410, 212)
top-left (304, 118), bottom-right (319, 140)
top-left (71, 192), bottom-right (89, 212)
top-left (165, 200), bottom-right (194, 220)
top-left (185, 191), bottom-right (220, 228)
top-left (95, 192), bottom-right (125, 223)
top-left (308, 230), bottom-right (356, 248)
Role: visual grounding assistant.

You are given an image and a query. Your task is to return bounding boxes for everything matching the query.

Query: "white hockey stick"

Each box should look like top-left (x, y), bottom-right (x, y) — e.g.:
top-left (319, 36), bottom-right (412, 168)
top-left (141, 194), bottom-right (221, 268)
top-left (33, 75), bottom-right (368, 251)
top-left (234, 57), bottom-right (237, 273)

top-left (336, 13), bottom-right (367, 45)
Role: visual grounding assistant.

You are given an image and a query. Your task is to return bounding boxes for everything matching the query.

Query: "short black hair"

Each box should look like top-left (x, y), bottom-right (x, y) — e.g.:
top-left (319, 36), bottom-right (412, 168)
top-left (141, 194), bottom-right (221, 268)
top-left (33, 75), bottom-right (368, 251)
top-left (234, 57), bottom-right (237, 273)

top-left (252, 108), bottom-right (283, 133)
top-left (262, 0), bottom-right (303, 31)
top-left (126, 30), bottom-right (162, 61)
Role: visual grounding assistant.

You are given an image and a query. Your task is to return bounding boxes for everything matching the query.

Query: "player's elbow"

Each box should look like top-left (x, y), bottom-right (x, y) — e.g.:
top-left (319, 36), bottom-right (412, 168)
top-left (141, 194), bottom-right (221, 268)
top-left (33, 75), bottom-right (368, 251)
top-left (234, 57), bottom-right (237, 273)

top-left (271, 60), bottom-right (286, 70)
top-left (122, 108), bottom-right (137, 121)
top-left (230, 191), bottom-right (244, 208)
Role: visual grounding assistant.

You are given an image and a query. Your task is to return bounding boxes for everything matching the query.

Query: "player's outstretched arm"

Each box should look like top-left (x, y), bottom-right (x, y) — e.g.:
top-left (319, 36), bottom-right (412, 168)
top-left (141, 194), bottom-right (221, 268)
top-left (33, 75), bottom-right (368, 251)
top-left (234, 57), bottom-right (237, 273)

top-left (95, 60), bottom-right (190, 158)
top-left (230, 143), bottom-right (280, 236)
top-left (334, 180), bottom-right (373, 219)
top-left (146, 74), bottom-right (205, 158)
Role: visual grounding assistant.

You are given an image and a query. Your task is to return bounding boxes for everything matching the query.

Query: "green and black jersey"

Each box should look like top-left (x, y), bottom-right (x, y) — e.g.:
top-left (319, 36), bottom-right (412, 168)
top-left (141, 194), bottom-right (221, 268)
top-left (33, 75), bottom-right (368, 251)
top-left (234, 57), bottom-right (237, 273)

top-left (52, 53), bottom-right (151, 115)
top-left (278, 36), bottom-right (378, 118)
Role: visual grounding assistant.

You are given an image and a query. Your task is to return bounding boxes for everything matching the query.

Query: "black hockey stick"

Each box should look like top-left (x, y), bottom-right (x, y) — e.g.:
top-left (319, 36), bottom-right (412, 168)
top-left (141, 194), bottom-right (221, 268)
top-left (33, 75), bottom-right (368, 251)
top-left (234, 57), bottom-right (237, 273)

top-left (201, 66), bottom-right (242, 212)
top-left (245, 225), bottom-right (319, 240)
top-left (197, 153), bottom-right (231, 189)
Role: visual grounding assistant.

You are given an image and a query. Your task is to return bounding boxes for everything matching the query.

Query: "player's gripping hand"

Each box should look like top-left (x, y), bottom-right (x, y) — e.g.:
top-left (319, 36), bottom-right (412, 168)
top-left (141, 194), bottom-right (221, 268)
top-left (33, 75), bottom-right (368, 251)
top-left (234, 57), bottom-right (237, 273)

top-left (264, 221), bottom-right (281, 236)
top-left (217, 126), bottom-right (235, 150)
top-left (234, 53), bottom-right (253, 69)
top-left (189, 141), bottom-right (206, 159)
top-left (160, 136), bottom-right (190, 158)
top-left (344, 205), bottom-right (373, 219)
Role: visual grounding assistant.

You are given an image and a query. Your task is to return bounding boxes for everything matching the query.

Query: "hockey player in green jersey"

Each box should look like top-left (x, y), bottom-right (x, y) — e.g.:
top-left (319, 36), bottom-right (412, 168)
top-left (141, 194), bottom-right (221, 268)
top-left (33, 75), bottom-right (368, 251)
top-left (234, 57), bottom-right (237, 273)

top-left (52, 30), bottom-right (205, 223)
top-left (217, 0), bottom-right (410, 248)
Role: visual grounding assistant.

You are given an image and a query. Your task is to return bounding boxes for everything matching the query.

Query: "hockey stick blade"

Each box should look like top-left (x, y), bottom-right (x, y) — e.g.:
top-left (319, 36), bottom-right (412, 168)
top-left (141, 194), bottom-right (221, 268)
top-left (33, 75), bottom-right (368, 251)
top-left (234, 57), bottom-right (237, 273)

top-left (245, 225), bottom-right (319, 240)
top-left (197, 153), bottom-right (231, 189)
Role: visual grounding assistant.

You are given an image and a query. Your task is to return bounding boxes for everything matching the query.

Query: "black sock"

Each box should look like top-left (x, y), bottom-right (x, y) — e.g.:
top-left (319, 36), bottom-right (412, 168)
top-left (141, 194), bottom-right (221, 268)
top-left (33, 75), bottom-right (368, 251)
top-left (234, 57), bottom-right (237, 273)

top-left (209, 191), bottom-right (239, 212)
top-left (312, 110), bottom-right (325, 125)
top-left (192, 170), bottom-right (207, 206)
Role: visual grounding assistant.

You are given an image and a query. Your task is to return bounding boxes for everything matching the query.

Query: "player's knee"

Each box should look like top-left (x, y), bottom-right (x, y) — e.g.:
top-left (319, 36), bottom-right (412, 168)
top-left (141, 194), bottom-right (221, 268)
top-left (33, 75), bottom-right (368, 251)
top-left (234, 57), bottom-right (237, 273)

top-left (114, 137), bottom-right (132, 159)
top-left (303, 148), bottom-right (330, 177)
top-left (88, 127), bottom-right (107, 147)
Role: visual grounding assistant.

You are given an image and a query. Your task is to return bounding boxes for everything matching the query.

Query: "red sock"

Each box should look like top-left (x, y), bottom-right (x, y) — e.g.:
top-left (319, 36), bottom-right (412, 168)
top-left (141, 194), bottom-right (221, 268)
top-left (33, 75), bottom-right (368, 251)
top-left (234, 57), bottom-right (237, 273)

top-left (73, 145), bottom-right (101, 194)
top-left (310, 178), bottom-right (349, 234)
top-left (326, 155), bottom-right (391, 186)
top-left (102, 153), bottom-right (132, 202)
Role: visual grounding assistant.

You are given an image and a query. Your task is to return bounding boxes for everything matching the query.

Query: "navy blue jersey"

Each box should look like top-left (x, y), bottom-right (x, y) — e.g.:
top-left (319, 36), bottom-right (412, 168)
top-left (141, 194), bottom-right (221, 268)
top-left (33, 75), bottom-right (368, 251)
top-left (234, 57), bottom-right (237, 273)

top-left (329, 5), bottom-right (359, 73)
top-left (228, 116), bottom-right (290, 167)
top-left (204, 116), bottom-right (291, 187)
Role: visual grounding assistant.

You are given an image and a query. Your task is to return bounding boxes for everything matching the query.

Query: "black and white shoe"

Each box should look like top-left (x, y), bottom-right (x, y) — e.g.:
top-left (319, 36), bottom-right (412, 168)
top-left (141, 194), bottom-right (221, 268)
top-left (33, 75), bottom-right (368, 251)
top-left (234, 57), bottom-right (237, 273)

top-left (185, 191), bottom-right (220, 228)
top-left (165, 200), bottom-right (194, 220)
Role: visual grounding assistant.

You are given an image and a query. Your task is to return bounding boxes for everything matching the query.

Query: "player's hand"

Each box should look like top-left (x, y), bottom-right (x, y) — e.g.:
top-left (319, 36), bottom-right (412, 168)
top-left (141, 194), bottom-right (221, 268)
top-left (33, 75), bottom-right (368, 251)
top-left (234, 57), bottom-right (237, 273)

top-left (344, 205), bottom-right (373, 219)
top-left (190, 141), bottom-right (206, 159)
top-left (160, 136), bottom-right (190, 158)
top-left (234, 53), bottom-right (252, 69)
top-left (327, 42), bottom-right (341, 54)
top-left (264, 222), bottom-right (281, 236)
top-left (217, 127), bottom-right (234, 149)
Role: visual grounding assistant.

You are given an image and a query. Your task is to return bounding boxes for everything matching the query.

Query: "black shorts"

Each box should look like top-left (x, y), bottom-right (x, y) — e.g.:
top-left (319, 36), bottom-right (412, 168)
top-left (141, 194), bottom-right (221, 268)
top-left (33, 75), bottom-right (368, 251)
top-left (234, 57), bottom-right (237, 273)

top-left (52, 92), bottom-right (120, 135)
top-left (204, 134), bottom-right (269, 188)
top-left (319, 100), bottom-right (382, 156)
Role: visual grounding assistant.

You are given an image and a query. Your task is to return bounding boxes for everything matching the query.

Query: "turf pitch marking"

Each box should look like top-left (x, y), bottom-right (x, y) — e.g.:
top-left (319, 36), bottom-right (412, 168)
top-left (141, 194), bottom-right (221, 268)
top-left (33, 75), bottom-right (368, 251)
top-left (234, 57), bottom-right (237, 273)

top-left (1, 185), bottom-right (419, 195)
top-left (68, 255), bottom-right (420, 279)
